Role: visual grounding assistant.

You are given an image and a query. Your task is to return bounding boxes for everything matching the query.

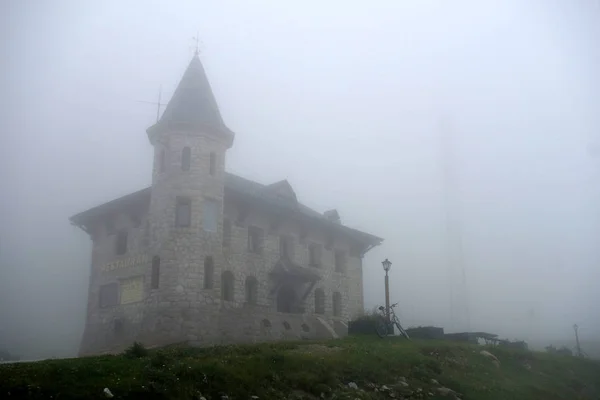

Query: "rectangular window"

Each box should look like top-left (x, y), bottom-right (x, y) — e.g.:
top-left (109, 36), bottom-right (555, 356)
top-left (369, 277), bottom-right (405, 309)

top-left (202, 199), bottom-right (218, 232)
top-left (181, 147), bottom-right (191, 171)
top-left (115, 230), bottom-right (128, 255)
top-left (309, 243), bottom-right (322, 267)
top-left (248, 226), bottom-right (264, 254)
top-left (279, 235), bottom-right (294, 259)
top-left (99, 283), bottom-right (119, 308)
top-left (335, 250), bottom-right (346, 272)
top-left (151, 256), bottom-right (160, 289)
top-left (223, 218), bottom-right (232, 247)
top-left (175, 197), bottom-right (191, 227)
top-left (209, 152), bottom-right (216, 176)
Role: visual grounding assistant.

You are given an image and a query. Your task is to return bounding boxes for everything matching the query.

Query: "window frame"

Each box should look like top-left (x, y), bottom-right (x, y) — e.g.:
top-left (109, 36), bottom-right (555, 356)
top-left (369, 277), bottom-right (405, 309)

top-left (99, 282), bottom-right (119, 308)
top-left (115, 230), bottom-right (128, 256)
top-left (333, 291), bottom-right (342, 317)
top-left (181, 146), bottom-right (191, 171)
top-left (245, 276), bottom-right (258, 305)
top-left (221, 270), bottom-right (235, 301)
top-left (175, 197), bottom-right (192, 227)
top-left (209, 152), bottom-right (216, 176)
top-left (334, 250), bottom-right (346, 272)
top-left (309, 243), bottom-right (322, 267)
top-left (247, 226), bottom-right (264, 254)
top-left (202, 199), bottom-right (219, 232)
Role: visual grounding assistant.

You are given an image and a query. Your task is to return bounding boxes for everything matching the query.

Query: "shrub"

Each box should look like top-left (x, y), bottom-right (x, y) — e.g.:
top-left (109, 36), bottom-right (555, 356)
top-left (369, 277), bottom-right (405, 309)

top-left (348, 309), bottom-right (381, 335)
top-left (123, 341), bottom-right (149, 358)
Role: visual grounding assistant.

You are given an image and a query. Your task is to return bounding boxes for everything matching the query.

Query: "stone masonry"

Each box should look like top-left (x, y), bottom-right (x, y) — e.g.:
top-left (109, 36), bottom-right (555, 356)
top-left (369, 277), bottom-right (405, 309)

top-left (71, 53), bottom-right (382, 356)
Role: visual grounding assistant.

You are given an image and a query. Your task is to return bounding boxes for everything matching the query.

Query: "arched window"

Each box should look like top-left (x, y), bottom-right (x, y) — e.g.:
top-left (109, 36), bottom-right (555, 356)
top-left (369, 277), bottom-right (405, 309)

top-left (204, 256), bottom-right (214, 289)
top-left (181, 147), bottom-right (191, 171)
top-left (151, 256), bottom-right (160, 289)
top-left (221, 271), bottom-right (234, 301)
top-left (314, 288), bottom-right (325, 314)
top-left (245, 276), bottom-right (258, 305)
top-left (209, 152), bottom-right (216, 176)
top-left (333, 292), bottom-right (342, 317)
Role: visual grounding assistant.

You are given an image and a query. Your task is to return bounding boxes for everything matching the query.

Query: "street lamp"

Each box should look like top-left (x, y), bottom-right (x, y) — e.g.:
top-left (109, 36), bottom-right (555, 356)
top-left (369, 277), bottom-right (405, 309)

top-left (382, 259), bottom-right (392, 324)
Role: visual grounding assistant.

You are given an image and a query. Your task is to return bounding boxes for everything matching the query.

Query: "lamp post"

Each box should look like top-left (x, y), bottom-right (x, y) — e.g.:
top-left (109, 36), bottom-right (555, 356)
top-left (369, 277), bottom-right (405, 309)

top-left (382, 258), bottom-right (392, 324)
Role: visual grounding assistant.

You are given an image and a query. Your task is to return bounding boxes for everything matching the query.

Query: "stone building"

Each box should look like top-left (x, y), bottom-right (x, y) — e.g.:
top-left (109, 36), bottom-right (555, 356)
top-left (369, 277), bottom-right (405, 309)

top-left (70, 53), bottom-right (382, 355)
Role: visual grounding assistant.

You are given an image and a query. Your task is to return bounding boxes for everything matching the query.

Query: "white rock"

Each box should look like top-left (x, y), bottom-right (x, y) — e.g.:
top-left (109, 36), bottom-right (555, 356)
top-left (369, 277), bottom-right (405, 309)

top-left (399, 381), bottom-right (409, 387)
top-left (437, 387), bottom-right (455, 396)
top-left (348, 382), bottom-right (358, 390)
top-left (103, 388), bottom-right (114, 398)
top-left (381, 385), bottom-right (390, 391)
top-left (479, 350), bottom-right (499, 362)
top-left (430, 379), bottom-right (439, 385)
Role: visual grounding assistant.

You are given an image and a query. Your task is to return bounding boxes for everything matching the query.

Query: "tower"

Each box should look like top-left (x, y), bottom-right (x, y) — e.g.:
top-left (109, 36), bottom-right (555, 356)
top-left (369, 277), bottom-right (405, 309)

top-left (145, 53), bottom-right (234, 341)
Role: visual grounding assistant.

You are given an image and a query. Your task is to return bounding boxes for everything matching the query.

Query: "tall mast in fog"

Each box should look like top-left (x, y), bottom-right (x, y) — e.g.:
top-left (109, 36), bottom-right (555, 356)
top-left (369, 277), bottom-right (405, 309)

top-left (438, 115), bottom-right (471, 333)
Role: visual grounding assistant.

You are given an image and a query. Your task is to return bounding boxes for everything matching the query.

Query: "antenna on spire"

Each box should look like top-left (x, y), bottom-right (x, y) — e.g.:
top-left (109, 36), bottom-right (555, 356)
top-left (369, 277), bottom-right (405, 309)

top-left (137, 85), bottom-right (167, 123)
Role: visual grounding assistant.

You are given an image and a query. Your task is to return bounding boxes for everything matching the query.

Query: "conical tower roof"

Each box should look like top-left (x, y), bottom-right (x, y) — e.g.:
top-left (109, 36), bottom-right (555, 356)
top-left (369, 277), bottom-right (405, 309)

top-left (147, 54), bottom-right (233, 143)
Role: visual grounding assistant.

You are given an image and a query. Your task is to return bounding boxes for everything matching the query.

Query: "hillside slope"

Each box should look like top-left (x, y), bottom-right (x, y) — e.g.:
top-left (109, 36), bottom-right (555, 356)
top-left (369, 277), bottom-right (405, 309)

top-left (1, 336), bottom-right (599, 400)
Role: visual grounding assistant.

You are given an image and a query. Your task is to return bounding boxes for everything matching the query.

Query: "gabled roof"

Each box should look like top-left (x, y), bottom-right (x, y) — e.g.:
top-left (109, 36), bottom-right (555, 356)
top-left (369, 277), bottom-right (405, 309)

top-left (146, 54), bottom-right (233, 140)
top-left (263, 180), bottom-right (297, 203)
top-left (70, 173), bottom-right (383, 248)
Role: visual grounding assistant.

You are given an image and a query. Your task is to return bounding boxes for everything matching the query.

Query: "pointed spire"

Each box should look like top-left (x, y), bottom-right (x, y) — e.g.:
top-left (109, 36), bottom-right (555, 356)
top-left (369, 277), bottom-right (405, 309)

top-left (147, 54), bottom-right (233, 144)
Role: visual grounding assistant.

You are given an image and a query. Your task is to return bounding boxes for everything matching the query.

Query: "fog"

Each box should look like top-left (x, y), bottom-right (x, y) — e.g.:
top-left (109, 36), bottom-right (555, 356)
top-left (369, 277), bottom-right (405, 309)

top-left (1, 0), bottom-right (599, 359)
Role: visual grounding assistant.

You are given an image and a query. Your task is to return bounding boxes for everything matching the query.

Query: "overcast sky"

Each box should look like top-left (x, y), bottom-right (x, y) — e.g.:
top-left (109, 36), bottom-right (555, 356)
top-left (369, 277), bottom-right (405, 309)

top-left (1, 0), bottom-right (599, 359)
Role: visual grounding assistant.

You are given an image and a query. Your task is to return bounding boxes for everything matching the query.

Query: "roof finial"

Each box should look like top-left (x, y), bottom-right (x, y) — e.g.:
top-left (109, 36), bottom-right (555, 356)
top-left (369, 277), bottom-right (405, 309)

top-left (192, 32), bottom-right (201, 56)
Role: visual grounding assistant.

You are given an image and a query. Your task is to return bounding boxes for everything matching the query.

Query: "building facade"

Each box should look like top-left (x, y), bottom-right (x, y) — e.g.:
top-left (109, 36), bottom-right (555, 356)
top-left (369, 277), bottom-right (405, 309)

top-left (70, 54), bottom-right (382, 355)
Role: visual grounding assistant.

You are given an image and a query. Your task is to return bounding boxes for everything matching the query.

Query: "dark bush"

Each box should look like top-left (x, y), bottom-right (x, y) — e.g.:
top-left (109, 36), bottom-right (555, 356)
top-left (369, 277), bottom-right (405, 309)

top-left (123, 341), bottom-right (149, 358)
top-left (348, 312), bottom-right (380, 335)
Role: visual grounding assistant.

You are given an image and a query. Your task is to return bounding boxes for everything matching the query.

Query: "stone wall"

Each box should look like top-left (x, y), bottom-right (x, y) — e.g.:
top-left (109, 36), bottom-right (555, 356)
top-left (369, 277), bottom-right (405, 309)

top-left (79, 126), bottom-right (365, 355)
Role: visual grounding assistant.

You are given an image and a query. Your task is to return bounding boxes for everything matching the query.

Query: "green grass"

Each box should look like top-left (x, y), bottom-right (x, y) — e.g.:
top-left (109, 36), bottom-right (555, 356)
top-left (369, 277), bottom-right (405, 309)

top-left (1, 336), bottom-right (599, 399)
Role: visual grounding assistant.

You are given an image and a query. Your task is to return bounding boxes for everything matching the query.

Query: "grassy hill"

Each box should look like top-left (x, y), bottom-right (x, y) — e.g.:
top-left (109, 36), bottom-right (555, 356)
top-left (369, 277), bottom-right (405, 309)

top-left (1, 336), bottom-right (599, 400)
